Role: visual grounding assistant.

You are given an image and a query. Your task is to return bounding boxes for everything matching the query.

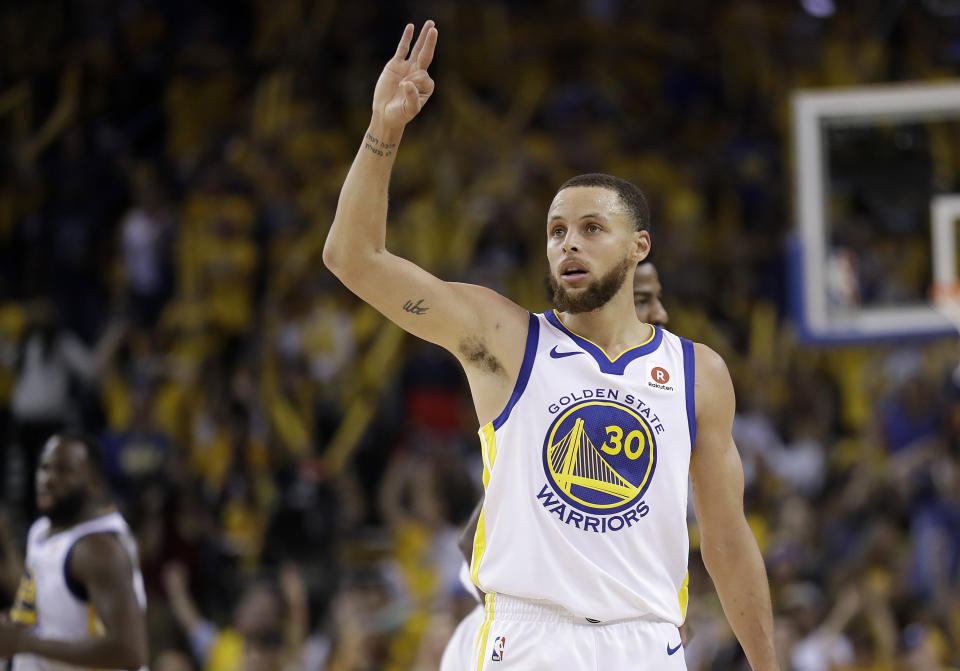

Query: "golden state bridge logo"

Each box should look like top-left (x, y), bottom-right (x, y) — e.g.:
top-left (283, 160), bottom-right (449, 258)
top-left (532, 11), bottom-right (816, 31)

top-left (541, 400), bottom-right (657, 523)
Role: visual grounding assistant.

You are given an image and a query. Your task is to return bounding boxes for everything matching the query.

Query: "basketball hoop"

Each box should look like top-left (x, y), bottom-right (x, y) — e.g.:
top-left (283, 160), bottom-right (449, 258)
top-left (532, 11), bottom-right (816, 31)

top-left (931, 282), bottom-right (960, 335)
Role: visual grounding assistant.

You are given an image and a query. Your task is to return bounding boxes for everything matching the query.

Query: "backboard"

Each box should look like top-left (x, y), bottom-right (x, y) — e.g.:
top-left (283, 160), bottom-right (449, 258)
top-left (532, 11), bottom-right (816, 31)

top-left (791, 82), bottom-right (960, 343)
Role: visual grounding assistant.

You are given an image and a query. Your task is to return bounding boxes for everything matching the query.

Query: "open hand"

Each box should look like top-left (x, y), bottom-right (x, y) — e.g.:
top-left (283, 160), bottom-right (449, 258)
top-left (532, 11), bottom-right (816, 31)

top-left (372, 20), bottom-right (438, 132)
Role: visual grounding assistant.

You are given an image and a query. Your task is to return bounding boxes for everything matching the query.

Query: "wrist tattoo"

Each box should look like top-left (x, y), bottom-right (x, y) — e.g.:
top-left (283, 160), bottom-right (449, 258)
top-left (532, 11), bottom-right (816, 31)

top-left (364, 132), bottom-right (397, 158)
top-left (403, 299), bottom-right (429, 315)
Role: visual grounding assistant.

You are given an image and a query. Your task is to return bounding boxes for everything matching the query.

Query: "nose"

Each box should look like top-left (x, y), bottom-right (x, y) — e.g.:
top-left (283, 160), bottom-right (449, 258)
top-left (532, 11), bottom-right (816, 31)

top-left (561, 230), bottom-right (580, 253)
top-left (651, 300), bottom-right (668, 326)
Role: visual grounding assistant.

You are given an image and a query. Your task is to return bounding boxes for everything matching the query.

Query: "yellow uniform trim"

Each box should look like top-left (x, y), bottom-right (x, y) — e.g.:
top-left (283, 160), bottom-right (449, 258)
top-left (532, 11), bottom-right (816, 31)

top-left (480, 423), bottom-right (497, 487)
top-left (471, 424), bottom-right (497, 589)
top-left (551, 310), bottom-right (655, 362)
top-left (88, 604), bottom-right (105, 636)
top-left (678, 571), bottom-right (689, 619)
top-left (10, 569), bottom-right (37, 627)
top-left (470, 511), bottom-right (487, 589)
top-left (473, 593), bottom-right (495, 671)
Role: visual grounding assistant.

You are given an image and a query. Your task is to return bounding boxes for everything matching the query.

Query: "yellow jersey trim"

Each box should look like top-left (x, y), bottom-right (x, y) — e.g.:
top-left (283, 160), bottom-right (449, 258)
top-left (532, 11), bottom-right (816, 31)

top-left (471, 511), bottom-right (487, 589)
top-left (551, 310), bottom-right (655, 362)
top-left (10, 569), bottom-right (37, 627)
top-left (88, 603), bottom-right (106, 635)
top-left (480, 423), bottom-right (497, 487)
top-left (471, 423), bottom-right (497, 589)
top-left (678, 571), bottom-right (689, 620)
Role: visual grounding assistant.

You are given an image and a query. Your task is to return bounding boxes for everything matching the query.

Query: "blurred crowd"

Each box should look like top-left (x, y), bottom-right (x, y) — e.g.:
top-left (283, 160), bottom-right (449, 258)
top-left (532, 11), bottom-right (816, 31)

top-left (1, 0), bottom-right (960, 669)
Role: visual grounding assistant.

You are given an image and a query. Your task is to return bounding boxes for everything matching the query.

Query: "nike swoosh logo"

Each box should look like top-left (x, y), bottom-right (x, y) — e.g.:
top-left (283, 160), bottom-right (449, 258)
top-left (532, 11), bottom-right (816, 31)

top-left (549, 346), bottom-right (582, 359)
top-left (667, 642), bottom-right (682, 656)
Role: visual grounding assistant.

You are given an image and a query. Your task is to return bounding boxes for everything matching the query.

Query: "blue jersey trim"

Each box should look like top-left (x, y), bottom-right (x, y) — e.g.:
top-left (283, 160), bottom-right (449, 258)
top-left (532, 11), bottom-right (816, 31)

top-left (63, 530), bottom-right (122, 603)
top-left (681, 338), bottom-right (697, 448)
top-left (63, 541), bottom-right (89, 602)
top-left (492, 312), bottom-right (539, 430)
top-left (544, 310), bottom-right (663, 376)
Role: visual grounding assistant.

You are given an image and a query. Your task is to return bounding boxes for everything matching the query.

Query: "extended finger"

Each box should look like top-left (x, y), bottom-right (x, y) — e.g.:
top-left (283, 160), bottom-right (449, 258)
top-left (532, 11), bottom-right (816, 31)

top-left (408, 19), bottom-right (435, 63)
top-left (393, 23), bottom-right (415, 61)
top-left (417, 25), bottom-right (438, 70)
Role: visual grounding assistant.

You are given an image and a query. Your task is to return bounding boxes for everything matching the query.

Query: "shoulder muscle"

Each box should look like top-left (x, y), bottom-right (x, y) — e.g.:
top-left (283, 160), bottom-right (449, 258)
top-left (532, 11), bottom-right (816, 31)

top-left (69, 533), bottom-right (132, 590)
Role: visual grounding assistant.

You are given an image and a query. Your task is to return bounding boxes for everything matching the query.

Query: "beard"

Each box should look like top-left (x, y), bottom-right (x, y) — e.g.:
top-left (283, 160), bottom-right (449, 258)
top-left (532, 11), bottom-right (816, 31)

top-left (40, 488), bottom-right (87, 527)
top-left (549, 255), bottom-right (633, 314)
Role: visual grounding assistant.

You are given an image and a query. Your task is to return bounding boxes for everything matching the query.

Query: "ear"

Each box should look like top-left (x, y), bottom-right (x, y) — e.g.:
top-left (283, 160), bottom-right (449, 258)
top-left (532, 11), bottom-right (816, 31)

top-left (631, 230), bottom-right (651, 263)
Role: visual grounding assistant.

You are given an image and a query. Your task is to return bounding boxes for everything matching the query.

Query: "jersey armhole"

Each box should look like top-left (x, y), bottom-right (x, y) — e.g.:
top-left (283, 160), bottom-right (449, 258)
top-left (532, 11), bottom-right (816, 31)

top-left (681, 338), bottom-right (697, 448)
top-left (490, 312), bottom-right (539, 430)
top-left (64, 531), bottom-right (120, 602)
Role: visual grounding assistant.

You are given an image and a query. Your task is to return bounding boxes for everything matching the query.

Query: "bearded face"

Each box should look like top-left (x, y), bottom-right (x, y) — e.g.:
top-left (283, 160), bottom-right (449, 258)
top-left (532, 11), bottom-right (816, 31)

top-left (549, 253), bottom-right (634, 314)
top-left (40, 486), bottom-right (88, 527)
top-left (36, 436), bottom-right (97, 528)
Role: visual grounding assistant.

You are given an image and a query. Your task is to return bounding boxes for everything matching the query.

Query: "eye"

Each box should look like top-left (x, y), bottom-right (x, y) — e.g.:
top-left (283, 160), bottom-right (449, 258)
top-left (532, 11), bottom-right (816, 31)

top-left (585, 223), bottom-right (601, 233)
top-left (551, 226), bottom-right (565, 237)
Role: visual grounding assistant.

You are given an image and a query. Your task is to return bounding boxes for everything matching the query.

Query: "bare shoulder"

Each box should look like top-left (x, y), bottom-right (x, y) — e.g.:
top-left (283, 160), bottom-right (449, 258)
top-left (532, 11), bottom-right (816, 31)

top-left (70, 533), bottom-right (131, 582)
top-left (692, 342), bottom-right (735, 420)
top-left (448, 282), bottom-right (530, 376)
top-left (693, 342), bottom-right (733, 390)
top-left (690, 343), bottom-right (740, 476)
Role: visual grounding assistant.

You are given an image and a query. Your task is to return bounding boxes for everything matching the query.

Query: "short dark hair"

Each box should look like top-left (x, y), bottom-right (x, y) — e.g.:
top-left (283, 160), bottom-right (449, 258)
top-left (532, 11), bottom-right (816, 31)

top-left (558, 173), bottom-right (651, 232)
top-left (56, 430), bottom-right (109, 484)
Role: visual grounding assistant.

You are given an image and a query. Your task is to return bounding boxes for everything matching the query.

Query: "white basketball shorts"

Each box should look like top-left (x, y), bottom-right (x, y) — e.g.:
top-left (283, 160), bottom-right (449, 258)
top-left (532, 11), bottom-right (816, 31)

top-left (441, 604), bottom-right (487, 671)
top-left (469, 593), bottom-right (688, 671)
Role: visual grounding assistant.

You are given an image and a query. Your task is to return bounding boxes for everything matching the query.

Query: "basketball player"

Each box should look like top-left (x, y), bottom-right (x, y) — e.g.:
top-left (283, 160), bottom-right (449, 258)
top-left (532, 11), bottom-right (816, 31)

top-left (0, 433), bottom-right (148, 670)
top-left (440, 260), bottom-right (671, 671)
top-left (323, 21), bottom-right (779, 671)
top-left (632, 261), bottom-right (668, 327)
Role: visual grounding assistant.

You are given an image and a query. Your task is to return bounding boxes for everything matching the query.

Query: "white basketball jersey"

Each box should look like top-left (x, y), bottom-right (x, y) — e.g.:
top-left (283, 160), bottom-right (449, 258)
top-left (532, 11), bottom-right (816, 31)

top-left (10, 511), bottom-right (148, 671)
top-left (470, 311), bottom-right (696, 624)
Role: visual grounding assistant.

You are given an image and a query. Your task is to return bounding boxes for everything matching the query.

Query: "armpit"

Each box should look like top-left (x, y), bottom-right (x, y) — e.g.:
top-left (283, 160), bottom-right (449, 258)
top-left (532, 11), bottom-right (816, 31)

top-left (458, 336), bottom-right (506, 375)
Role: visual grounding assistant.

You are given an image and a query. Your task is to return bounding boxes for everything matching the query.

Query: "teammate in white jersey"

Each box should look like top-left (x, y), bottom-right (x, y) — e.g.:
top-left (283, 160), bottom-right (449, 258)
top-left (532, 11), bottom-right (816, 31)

top-left (323, 20), bottom-right (778, 670)
top-left (0, 433), bottom-right (148, 670)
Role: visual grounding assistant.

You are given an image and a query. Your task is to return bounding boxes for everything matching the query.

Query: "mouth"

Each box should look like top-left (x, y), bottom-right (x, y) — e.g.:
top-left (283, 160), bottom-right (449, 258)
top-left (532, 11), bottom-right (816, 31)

top-left (559, 261), bottom-right (589, 281)
top-left (37, 491), bottom-right (53, 509)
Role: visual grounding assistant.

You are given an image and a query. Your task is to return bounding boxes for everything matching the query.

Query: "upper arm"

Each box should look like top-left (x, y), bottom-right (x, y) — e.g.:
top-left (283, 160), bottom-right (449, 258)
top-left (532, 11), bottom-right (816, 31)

top-left (70, 534), bottom-right (146, 655)
top-left (59, 335), bottom-right (95, 380)
top-left (325, 249), bottom-right (530, 375)
top-left (689, 344), bottom-right (747, 541)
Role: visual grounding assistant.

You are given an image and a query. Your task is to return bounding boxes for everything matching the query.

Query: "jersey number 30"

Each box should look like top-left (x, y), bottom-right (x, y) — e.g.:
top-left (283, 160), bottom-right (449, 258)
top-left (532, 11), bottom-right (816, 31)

top-left (600, 425), bottom-right (647, 460)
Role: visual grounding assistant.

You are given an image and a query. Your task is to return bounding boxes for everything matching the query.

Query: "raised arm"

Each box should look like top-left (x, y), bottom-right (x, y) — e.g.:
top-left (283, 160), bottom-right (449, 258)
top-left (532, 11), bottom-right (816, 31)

top-left (322, 21), bottom-right (529, 418)
top-left (689, 344), bottom-right (779, 671)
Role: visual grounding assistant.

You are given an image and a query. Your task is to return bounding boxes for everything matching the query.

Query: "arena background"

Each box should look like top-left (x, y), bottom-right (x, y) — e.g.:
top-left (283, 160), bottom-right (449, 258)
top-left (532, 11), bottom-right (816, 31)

top-left (1, 1), bottom-right (960, 669)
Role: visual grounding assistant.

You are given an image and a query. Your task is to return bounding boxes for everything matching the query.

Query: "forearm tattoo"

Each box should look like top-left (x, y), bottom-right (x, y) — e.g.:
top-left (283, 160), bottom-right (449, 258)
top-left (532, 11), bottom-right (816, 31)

top-left (403, 298), bottom-right (429, 315)
top-left (364, 132), bottom-right (397, 158)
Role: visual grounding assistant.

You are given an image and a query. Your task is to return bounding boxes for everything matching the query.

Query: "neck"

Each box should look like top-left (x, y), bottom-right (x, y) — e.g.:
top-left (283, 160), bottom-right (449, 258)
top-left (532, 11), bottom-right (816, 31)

top-left (556, 285), bottom-right (651, 353)
top-left (48, 500), bottom-right (111, 532)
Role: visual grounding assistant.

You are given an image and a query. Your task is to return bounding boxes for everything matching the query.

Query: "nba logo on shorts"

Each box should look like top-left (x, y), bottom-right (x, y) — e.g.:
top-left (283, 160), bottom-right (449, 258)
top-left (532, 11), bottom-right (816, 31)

top-left (491, 635), bottom-right (506, 661)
